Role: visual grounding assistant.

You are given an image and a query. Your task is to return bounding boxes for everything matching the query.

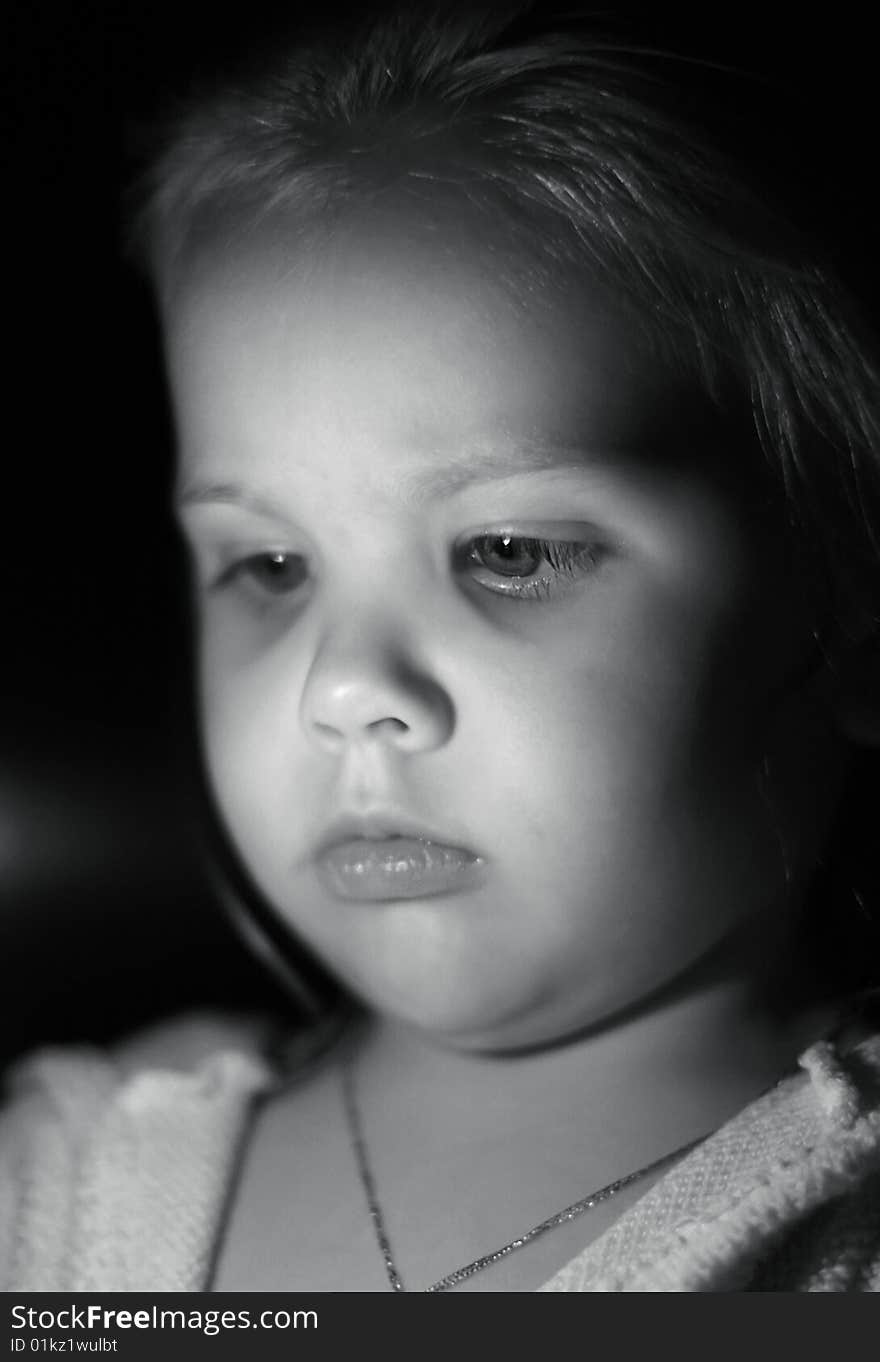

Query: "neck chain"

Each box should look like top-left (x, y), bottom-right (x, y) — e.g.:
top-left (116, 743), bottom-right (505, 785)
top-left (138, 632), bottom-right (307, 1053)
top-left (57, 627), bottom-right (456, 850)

top-left (341, 1051), bottom-right (707, 1293)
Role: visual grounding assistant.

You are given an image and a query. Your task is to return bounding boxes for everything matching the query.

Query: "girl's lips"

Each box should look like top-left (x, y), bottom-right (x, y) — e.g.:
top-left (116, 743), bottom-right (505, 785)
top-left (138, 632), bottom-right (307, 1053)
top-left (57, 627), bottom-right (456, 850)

top-left (315, 836), bottom-right (486, 901)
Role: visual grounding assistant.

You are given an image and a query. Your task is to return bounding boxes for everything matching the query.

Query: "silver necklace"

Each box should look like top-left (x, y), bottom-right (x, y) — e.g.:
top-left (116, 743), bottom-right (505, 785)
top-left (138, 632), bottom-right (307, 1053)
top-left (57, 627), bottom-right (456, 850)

top-left (341, 1053), bottom-right (707, 1293)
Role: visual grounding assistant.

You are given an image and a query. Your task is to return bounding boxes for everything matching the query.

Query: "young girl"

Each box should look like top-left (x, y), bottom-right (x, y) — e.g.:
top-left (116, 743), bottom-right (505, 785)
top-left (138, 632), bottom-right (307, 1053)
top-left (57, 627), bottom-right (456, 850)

top-left (3, 2), bottom-right (880, 1292)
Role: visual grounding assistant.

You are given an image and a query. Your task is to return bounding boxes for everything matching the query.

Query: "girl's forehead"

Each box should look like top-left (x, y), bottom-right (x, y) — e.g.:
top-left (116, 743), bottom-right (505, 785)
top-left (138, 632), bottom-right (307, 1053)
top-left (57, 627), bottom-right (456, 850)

top-left (167, 198), bottom-right (744, 496)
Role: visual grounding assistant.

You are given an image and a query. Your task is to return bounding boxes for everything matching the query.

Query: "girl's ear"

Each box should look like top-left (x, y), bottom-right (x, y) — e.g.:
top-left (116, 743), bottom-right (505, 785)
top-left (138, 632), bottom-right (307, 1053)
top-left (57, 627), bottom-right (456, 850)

top-left (827, 631), bottom-right (880, 747)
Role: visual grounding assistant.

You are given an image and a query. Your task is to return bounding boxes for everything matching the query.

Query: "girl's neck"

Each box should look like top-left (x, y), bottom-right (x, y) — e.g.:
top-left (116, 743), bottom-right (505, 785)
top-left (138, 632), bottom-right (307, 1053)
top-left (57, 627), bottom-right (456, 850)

top-left (352, 936), bottom-right (835, 1149)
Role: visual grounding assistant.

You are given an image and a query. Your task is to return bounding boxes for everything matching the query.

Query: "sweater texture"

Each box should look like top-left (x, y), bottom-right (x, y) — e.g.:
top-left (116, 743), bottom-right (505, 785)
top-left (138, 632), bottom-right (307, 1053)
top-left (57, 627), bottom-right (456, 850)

top-left (2, 1012), bottom-right (879, 1291)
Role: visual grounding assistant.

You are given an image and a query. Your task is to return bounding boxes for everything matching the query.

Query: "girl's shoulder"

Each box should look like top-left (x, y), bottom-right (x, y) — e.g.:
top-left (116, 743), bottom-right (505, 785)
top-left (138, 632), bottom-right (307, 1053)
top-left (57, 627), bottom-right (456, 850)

top-left (543, 1027), bottom-right (880, 1291)
top-left (0, 1010), bottom-right (283, 1292)
top-left (0, 1009), bottom-right (278, 1126)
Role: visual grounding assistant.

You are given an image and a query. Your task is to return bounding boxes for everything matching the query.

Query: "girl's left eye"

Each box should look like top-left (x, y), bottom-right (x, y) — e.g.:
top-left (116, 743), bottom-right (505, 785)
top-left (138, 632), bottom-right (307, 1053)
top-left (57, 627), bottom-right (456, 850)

top-left (455, 531), bottom-right (606, 600)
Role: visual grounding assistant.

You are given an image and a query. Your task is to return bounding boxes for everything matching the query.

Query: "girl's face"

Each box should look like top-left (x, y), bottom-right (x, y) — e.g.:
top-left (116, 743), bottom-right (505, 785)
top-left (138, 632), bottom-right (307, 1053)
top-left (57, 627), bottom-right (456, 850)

top-left (169, 204), bottom-right (837, 1051)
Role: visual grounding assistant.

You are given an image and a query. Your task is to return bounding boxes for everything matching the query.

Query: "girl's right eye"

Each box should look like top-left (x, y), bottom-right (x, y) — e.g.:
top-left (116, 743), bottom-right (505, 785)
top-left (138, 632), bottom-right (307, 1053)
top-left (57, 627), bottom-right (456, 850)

top-left (213, 551), bottom-right (309, 597)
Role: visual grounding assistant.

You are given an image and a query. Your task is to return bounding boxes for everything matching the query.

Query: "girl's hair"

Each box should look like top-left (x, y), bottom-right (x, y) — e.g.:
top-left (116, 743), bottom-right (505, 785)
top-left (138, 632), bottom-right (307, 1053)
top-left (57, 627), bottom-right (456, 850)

top-left (128, 1), bottom-right (880, 982)
top-left (129, 0), bottom-right (880, 650)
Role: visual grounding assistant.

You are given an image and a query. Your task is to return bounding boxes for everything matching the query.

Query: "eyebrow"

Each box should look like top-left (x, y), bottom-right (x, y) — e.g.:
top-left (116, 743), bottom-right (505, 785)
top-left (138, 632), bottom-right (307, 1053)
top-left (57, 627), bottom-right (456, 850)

top-left (174, 440), bottom-right (609, 515)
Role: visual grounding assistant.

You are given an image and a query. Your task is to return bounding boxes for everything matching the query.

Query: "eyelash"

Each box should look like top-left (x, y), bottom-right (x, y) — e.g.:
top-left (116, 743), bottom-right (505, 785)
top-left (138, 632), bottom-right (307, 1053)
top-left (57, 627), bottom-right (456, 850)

top-left (208, 532), bottom-right (606, 605)
top-left (455, 533), bottom-right (605, 600)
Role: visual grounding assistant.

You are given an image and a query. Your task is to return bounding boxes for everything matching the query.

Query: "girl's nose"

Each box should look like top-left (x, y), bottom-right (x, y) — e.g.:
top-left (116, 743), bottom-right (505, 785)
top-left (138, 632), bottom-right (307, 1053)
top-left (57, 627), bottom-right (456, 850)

top-left (299, 624), bottom-right (455, 755)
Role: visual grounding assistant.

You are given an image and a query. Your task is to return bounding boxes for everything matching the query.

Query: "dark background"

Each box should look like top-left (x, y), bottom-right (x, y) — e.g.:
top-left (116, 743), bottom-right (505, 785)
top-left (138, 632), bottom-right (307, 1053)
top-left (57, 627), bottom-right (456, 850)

top-left (2, 3), bottom-right (878, 1063)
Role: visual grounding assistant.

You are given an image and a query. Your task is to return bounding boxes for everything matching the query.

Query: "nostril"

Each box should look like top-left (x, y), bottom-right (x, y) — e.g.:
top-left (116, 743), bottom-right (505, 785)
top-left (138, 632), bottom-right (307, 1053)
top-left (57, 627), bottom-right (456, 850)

top-left (366, 717), bottom-right (410, 738)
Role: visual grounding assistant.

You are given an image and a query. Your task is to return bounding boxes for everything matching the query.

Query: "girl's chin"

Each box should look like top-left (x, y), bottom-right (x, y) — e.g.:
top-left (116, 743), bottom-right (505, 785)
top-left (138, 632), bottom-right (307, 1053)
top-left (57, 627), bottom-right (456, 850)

top-left (352, 981), bottom-right (587, 1054)
top-left (345, 980), bottom-right (534, 1048)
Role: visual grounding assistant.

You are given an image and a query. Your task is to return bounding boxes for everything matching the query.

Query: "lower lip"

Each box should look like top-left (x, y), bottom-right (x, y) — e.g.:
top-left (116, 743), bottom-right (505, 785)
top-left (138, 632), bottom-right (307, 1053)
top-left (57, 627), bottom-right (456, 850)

top-left (315, 837), bottom-right (486, 902)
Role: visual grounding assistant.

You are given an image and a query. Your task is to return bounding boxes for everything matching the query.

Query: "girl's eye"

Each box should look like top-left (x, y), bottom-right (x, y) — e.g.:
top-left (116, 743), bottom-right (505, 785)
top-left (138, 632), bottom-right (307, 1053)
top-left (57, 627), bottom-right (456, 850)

top-left (457, 532), bottom-right (606, 600)
top-left (214, 551), bottom-right (309, 598)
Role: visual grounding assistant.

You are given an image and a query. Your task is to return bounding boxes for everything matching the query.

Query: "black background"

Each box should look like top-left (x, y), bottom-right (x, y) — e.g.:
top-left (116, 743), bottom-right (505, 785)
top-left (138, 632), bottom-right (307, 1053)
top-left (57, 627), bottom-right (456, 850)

top-left (2, 3), bottom-right (878, 1062)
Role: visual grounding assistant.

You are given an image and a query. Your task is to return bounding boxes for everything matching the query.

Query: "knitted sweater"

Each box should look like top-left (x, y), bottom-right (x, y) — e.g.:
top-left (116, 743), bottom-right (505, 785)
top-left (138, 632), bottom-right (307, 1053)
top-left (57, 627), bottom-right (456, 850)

top-left (1, 1012), bottom-right (879, 1291)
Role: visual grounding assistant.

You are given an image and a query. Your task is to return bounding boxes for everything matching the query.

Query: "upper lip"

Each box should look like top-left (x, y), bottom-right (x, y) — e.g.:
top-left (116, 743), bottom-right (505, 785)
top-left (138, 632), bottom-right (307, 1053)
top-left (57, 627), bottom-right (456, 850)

top-left (312, 813), bottom-right (480, 860)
